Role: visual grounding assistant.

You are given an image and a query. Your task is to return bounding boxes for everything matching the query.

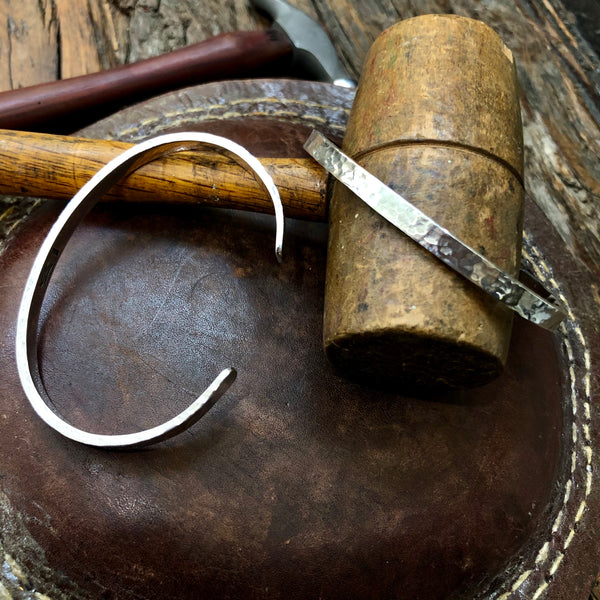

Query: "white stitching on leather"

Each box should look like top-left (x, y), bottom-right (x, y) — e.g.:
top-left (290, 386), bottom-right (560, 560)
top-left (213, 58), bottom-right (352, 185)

top-left (496, 232), bottom-right (593, 599)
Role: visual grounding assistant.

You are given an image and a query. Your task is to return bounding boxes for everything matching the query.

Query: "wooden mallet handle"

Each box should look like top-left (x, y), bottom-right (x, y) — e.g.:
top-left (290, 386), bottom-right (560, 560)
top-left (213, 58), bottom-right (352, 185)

top-left (0, 129), bottom-right (327, 221)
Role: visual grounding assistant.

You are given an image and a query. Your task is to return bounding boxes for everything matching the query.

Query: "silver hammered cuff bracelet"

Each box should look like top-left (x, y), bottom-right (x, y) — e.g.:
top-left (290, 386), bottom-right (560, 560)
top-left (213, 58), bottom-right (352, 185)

top-left (15, 132), bottom-right (284, 450)
top-left (304, 130), bottom-right (566, 331)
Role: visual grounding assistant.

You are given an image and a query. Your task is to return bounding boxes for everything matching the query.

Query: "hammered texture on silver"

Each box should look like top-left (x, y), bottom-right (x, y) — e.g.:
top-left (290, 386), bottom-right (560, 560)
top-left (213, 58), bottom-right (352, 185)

top-left (304, 131), bottom-right (566, 330)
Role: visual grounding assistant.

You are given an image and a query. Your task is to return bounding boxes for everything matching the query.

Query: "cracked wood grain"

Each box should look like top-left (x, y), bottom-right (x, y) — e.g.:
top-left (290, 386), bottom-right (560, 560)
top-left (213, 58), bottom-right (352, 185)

top-left (0, 0), bottom-right (58, 89)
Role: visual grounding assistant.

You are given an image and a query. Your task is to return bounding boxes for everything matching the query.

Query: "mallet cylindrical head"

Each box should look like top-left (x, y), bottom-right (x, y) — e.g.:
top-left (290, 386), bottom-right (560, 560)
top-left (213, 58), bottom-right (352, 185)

top-left (324, 15), bottom-right (524, 389)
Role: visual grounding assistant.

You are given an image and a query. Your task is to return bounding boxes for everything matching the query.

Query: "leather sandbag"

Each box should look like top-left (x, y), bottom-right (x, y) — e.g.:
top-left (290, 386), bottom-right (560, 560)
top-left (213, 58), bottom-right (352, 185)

top-left (0, 79), bottom-right (598, 600)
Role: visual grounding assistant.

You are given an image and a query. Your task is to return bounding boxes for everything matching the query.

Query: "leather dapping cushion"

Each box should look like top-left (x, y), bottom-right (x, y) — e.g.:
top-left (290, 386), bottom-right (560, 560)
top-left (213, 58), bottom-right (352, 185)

top-left (0, 80), bottom-right (598, 599)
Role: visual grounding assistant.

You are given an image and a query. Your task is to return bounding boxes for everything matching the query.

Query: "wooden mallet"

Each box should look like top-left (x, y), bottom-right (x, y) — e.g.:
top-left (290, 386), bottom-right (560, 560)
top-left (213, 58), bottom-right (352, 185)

top-left (3, 15), bottom-right (525, 389)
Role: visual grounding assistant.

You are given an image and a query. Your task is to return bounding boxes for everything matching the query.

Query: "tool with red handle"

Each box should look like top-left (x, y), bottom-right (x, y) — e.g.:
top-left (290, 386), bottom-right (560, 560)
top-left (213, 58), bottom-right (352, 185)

top-left (0, 0), bottom-right (354, 132)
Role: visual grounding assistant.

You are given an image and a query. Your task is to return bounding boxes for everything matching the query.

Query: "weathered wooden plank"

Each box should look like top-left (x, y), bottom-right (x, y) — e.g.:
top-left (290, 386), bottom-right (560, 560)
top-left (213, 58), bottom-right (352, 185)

top-left (54, 0), bottom-right (102, 78)
top-left (0, 0), bottom-right (58, 89)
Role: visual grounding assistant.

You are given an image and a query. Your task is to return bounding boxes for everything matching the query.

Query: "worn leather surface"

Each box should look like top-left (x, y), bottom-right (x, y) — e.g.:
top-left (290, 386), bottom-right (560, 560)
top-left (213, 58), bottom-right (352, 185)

top-left (0, 80), bottom-right (598, 600)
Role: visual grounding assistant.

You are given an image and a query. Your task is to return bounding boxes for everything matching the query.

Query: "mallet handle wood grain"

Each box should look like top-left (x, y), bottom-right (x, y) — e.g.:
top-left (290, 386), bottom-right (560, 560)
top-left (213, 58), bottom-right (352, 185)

top-left (0, 129), bottom-right (327, 221)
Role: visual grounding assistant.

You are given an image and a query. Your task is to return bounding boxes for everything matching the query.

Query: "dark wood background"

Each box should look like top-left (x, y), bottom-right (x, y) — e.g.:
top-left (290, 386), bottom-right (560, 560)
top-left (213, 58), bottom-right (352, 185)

top-left (0, 0), bottom-right (598, 597)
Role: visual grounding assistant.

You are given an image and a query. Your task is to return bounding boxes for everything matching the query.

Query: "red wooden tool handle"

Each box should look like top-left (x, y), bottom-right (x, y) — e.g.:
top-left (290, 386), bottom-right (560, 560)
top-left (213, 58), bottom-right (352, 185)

top-left (0, 29), bottom-right (293, 132)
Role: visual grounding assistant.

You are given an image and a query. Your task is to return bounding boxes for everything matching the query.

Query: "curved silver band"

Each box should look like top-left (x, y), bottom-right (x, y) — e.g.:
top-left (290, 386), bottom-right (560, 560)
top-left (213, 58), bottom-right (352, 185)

top-left (15, 132), bottom-right (285, 449)
top-left (304, 130), bottom-right (566, 331)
